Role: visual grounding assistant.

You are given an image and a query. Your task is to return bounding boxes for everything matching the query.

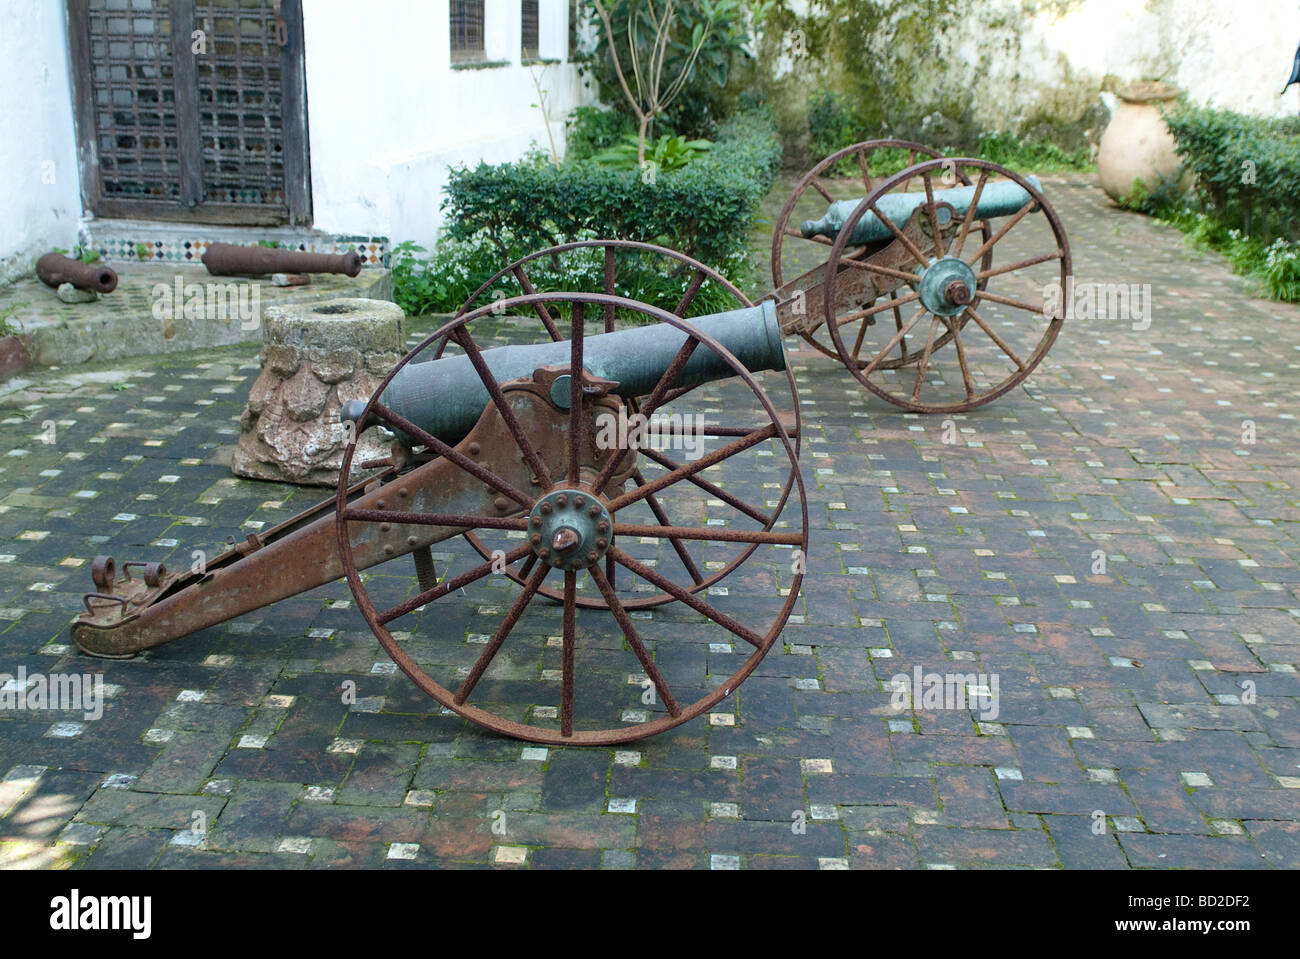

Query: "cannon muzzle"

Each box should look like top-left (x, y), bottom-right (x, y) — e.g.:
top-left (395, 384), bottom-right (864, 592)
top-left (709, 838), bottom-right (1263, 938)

top-left (202, 243), bottom-right (363, 277)
top-left (36, 253), bottom-right (118, 293)
top-left (343, 301), bottom-right (786, 446)
top-left (802, 176), bottom-right (1042, 247)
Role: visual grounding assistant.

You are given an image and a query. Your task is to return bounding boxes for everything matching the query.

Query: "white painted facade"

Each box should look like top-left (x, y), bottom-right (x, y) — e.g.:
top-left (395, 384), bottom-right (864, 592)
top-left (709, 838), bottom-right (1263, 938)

top-left (972, 0), bottom-right (1300, 129)
top-left (0, 0), bottom-right (83, 283)
top-left (302, 0), bottom-right (593, 249)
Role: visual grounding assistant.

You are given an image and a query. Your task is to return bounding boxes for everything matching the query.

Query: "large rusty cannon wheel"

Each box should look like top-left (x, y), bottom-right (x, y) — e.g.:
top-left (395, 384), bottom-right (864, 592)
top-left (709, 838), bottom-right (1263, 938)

top-left (771, 138), bottom-right (991, 367)
top-left (443, 239), bottom-right (802, 613)
top-left (823, 157), bottom-right (1071, 413)
top-left (336, 291), bottom-right (807, 744)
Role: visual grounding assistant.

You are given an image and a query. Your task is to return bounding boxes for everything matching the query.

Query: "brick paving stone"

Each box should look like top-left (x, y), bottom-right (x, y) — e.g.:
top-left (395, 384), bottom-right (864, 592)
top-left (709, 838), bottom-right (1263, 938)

top-left (913, 824), bottom-right (1059, 867)
top-left (1116, 833), bottom-right (1269, 869)
top-left (1040, 814), bottom-right (1133, 869)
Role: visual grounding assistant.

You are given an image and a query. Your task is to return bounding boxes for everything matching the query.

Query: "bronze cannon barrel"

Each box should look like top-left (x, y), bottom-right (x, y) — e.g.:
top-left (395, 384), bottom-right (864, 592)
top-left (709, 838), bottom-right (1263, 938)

top-left (201, 243), bottom-right (363, 277)
top-left (343, 301), bottom-right (787, 447)
top-left (802, 175), bottom-right (1043, 247)
top-left (35, 253), bottom-right (118, 293)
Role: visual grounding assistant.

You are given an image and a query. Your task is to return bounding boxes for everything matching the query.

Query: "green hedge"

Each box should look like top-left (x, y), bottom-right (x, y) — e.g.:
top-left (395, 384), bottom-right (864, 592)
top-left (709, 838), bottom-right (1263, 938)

top-left (442, 107), bottom-right (782, 269)
top-left (1163, 105), bottom-right (1300, 243)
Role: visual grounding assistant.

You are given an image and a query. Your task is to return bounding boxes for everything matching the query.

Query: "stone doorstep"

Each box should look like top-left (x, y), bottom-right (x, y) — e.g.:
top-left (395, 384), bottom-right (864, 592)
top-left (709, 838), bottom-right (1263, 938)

top-left (0, 263), bottom-right (393, 369)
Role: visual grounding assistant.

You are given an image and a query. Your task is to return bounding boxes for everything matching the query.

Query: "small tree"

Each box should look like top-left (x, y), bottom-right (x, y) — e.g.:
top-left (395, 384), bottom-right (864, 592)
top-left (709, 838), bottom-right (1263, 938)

top-left (591, 0), bottom-right (735, 168)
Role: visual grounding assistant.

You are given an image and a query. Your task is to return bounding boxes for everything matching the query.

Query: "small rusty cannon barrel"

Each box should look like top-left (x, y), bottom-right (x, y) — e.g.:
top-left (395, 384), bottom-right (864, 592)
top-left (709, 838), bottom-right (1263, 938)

top-left (202, 242), bottom-right (363, 278)
top-left (343, 301), bottom-right (786, 446)
top-left (35, 252), bottom-right (118, 293)
top-left (802, 175), bottom-right (1042, 247)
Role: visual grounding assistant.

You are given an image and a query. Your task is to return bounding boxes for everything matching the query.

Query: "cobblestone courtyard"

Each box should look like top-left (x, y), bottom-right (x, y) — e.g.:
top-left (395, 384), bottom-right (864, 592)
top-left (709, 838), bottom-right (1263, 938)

top-left (0, 177), bottom-right (1297, 869)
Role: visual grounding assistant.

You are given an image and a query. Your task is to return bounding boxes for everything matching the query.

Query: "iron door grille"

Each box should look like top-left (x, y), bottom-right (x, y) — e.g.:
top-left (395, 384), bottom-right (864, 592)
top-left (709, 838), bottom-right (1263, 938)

top-left (68, 0), bottom-right (311, 225)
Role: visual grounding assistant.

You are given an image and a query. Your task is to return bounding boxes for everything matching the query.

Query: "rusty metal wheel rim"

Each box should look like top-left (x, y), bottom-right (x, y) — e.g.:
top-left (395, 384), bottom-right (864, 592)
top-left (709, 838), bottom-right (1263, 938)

top-left (444, 239), bottom-right (802, 612)
top-left (823, 157), bottom-right (1071, 413)
top-left (769, 139), bottom-right (992, 367)
top-left (336, 290), bottom-right (808, 745)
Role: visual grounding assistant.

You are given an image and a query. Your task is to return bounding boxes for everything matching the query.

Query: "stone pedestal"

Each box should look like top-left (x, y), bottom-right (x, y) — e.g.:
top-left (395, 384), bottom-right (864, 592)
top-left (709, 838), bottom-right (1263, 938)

top-left (232, 297), bottom-right (405, 486)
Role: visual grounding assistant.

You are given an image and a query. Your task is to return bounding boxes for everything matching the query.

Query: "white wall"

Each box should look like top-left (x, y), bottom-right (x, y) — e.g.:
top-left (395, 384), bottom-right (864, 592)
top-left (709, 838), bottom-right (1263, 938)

top-left (302, 0), bottom-right (594, 250)
top-left (0, 0), bottom-right (83, 282)
top-left (985, 0), bottom-right (1300, 126)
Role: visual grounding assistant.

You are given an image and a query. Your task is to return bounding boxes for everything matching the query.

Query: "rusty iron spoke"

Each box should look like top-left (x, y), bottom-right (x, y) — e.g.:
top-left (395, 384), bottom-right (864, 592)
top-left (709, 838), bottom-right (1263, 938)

top-left (452, 326), bottom-right (555, 490)
top-left (902, 150), bottom-right (919, 192)
top-left (455, 562), bottom-right (549, 705)
top-left (590, 565), bottom-right (680, 717)
top-left (951, 170), bottom-right (988, 258)
top-left (603, 247), bottom-right (617, 331)
top-left (923, 170), bottom-right (945, 258)
top-left (673, 268), bottom-right (707, 317)
top-left (561, 570), bottom-right (576, 736)
top-left (810, 177), bottom-right (835, 203)
top-left (378, 543), bottom-right (533, 625)
top-left (511, 265), bottom-right (562, 340)
top-left (842, 259), bottom-right (922, 285)
top-left (608, 424), bottom-right (777, 513)
top-left (370, 404), bottom-right (532, 507)
top-left (867, 202), bottom-right (930, 267)
top-left (637, 445), bottom-right (772, 525)
top-left (891, 290), bottom-right (909, 359)
top-left (785, 226), bottom-right (834, 246)
top-left (910, 315), bottom-right (942, 401)
top-left (861, 305), bottom-right (928, 377)
top-left (591, 334), bottom-right (699, 495)
top-left (965, 198), bottom-right (1036, 266)
top-left (851, 307), bottom-right (873, 361)
top-left (610, 547), bottom-right (765, 648)
top-left (634, 469), bottom-right (705, 585)
top-left (975, 289), bottom-right (1049, 317)
top-left (569, 303), bottom-right (585, 485)
top-left (963, 306), bottom-right (1027, 370)
top-left (834, 289), bottom-right (921, 328)
top-left (342, 508), bottom-right (528, 532)
top-left (975, 249), bottom-right (1064, 280)
top-left (946, 314), bottom-right (977, 400)
top-left (613, 522), bottom-right (803, 546)
top-left (857, 150), bottom-right (873, 194)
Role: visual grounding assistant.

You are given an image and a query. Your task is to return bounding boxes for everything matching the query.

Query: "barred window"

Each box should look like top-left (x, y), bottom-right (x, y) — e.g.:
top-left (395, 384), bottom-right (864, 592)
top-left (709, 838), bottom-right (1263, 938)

top-left (451, 0), bottom-right (485, 63)
top-left (522, 0), bottom-right (540, 60)
top-left (569, 0), bottom-right (581, 59)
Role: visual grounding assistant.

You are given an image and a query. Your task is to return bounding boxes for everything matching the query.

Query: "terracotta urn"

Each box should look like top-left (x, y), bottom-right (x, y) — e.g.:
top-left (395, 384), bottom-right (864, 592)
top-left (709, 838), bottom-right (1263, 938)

top-left (1098, 82), bottom-right (1183, 203)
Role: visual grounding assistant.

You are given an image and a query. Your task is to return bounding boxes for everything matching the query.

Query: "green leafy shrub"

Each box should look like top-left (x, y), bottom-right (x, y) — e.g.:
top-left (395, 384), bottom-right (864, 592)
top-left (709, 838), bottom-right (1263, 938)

top-left (808, 89), bottom-right (860, 163)
top-left (1119, 105), bottom-right (1300, 303)
top-left (592, 133), bottom-right (713, 172)
top-left (441, 107), bottom-right (781, 270)
top-left (565, 106), bottom-right (635, 162)
top-left (388, 236), bottom-right (507, 318)
top-left (974, 130), bottom-right (1092, 173)
top-left (1163, 105), bottom-right (1300, 243)
top-left (391, 109), bottom-right (781, 317)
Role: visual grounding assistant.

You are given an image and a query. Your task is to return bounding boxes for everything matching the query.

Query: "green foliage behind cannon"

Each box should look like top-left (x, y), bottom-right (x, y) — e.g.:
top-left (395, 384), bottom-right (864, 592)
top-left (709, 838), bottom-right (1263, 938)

top-left (387, 109), bottom-right (783, 318)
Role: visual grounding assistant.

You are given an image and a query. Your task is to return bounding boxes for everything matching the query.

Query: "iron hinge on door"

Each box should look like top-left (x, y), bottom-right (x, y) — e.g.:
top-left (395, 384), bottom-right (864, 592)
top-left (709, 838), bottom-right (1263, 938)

top-left (272, 0), bottom-right (288, 47)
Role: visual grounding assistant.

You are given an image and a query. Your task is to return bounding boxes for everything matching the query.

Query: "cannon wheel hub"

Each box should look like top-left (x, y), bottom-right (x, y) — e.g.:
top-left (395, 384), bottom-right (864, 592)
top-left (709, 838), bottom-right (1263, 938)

top-left (529, 488), bottom-right (611, 570)
top-left (916, 255), bottom-right (977, 316)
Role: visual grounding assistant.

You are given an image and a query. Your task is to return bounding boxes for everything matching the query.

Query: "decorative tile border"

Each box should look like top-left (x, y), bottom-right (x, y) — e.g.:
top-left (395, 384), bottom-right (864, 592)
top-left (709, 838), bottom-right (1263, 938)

top-left (78, 222), bottom-right (389, 268)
